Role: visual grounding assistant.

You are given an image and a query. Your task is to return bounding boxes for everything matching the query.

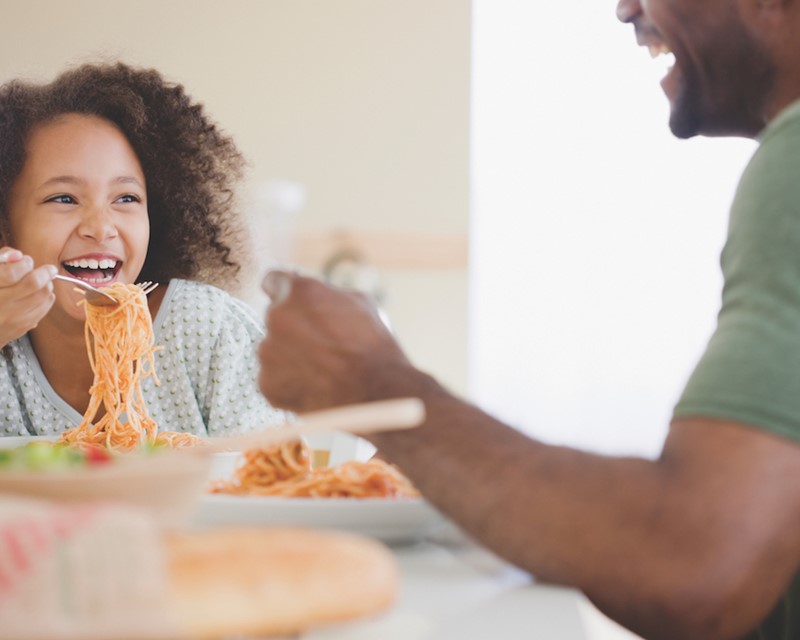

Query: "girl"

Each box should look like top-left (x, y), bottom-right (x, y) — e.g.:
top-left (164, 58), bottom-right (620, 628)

top-left (0, 62), bottom-right (283, 438)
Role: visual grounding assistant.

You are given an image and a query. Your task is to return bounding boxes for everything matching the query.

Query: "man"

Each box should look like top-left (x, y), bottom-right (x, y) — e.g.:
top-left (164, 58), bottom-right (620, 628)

top-left (257, 0), bottom-right (800, 638)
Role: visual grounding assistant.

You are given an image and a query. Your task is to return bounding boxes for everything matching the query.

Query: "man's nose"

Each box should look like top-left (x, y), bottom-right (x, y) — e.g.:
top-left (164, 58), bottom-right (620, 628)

top-left (616, 0), bottom-right (641, 23)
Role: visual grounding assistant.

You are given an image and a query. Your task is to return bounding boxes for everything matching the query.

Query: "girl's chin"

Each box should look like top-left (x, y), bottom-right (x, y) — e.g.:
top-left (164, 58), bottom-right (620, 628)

top-left (51, 294), bottom-right (89, 324)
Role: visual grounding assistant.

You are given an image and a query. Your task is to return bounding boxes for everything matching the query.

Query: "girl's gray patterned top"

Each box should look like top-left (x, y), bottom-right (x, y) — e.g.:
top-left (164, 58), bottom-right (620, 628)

top-left (0, 279), bottom-right (285, 438)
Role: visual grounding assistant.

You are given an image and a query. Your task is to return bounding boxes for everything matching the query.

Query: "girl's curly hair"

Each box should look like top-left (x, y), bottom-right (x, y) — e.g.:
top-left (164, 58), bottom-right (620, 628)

top-left (0, 62), bottom-right (250, 290)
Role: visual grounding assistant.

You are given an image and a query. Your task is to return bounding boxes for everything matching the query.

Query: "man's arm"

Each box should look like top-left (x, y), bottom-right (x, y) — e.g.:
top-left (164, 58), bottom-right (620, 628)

top-left (367, 367), bottom-right (800, 640)
top-left (258, 272), bottom-right (800, 640)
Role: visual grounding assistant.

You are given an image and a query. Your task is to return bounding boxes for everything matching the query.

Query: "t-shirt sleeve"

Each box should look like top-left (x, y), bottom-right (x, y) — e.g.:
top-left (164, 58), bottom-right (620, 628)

top-left (673, 111), bottom-right (800, 443)
top-left (202, 298), bottom-right (287, 435)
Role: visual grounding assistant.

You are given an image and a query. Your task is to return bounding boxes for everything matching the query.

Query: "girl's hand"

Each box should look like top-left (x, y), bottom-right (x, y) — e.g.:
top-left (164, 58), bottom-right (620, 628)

top-left (0, 248), bottom-right (57, 348)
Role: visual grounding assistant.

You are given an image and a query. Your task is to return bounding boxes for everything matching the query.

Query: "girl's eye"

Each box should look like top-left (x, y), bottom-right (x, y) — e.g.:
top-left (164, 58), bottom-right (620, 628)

top-left (48, 194), bottom-right (76, 205)
top-left (115, 194), bottom-right (142, 204)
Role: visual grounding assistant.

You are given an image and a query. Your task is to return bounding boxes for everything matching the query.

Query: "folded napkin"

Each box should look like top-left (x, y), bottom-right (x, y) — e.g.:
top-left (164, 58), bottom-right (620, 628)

top-left (0, 496), bottom-right (179, 639)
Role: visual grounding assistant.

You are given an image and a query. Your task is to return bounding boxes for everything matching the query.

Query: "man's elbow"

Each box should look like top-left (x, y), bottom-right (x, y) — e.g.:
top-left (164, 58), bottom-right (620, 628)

top-left (588, 542), bottom-right (789, 640)
top-left (623, 558), bottom-right (785, 640)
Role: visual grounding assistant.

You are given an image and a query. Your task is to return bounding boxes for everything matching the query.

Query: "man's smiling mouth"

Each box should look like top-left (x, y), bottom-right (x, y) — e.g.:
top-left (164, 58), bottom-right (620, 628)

top-left (647, 42), bottom-right (675, 73)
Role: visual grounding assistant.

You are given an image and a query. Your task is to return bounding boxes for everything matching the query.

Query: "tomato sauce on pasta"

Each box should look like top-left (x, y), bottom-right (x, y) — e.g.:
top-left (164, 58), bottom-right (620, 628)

top-left (59, 282), bottom-right (201, 451)
top-left (211, 439), bottom-right (419, 499)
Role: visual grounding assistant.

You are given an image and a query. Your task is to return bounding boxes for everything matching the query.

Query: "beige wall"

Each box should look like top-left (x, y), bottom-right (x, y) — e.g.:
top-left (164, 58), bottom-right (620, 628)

top-left (0, 0), bottom-right (471, 394)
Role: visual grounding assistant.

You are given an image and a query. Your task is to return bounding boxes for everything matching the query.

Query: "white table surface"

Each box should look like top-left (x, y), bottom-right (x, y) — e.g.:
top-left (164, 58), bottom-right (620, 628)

top-left (302, 531), bottom-right (589, 640)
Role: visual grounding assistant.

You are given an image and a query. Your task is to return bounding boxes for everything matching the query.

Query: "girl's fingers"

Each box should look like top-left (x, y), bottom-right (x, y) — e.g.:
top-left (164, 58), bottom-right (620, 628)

top-left (0, 248), bottom-right (23, 264)
top-left (0, 253), bottom-right (31, 279)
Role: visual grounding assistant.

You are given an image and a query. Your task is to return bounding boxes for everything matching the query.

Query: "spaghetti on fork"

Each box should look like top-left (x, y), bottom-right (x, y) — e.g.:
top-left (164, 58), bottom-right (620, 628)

top-left (59, 282), bottom-right (201, 451)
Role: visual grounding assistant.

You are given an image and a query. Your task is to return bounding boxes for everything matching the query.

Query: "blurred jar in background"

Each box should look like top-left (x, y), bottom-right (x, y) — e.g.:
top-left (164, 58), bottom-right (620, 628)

top-left (243, 179), bottom-right (306, 313)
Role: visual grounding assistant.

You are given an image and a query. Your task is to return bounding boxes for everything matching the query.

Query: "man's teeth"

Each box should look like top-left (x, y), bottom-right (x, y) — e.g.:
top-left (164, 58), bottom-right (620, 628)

top-left (647, 44), bottom-right (675, 76)
top-left (64, 258), bottom-right (118, 270)
top-left (648, 44), bottom-right (671, 58)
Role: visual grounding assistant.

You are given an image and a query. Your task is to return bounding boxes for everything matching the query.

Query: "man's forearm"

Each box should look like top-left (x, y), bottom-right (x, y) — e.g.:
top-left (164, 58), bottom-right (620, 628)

top-left (368, 375), bottom-right (672, 580)
top-left (365, 364), bottom-right (791, 639)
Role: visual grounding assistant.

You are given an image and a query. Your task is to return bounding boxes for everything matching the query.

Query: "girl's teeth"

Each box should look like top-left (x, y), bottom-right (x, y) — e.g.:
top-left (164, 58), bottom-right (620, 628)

top-left (64, 258), bottom-right (118, 270)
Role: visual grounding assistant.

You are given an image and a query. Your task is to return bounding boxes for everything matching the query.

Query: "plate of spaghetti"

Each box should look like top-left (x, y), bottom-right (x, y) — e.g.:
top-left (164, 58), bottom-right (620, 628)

top-left (193, 439), bottom-right (446, 544)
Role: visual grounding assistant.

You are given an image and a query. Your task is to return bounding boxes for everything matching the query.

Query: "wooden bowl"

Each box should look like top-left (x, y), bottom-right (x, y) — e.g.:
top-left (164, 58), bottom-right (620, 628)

top-left (0, 440), bottom-right (210, 528)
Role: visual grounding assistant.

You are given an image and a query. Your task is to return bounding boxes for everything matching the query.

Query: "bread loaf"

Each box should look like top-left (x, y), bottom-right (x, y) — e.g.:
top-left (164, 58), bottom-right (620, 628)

top-left (167, 527), bottom-right (399, 638)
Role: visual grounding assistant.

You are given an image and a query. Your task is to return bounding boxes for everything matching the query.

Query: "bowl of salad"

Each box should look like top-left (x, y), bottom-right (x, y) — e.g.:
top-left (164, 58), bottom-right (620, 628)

top-left (0, 440), bottom-right (210, 528)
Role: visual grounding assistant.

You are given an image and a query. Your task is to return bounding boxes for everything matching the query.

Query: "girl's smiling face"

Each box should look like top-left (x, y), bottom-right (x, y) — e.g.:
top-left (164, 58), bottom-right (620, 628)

top-left (7, 113), bottom-right (150, 321)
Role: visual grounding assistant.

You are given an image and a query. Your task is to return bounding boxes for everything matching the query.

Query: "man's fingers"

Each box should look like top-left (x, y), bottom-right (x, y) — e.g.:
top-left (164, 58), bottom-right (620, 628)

top-left (261, 269), bottom-right (295, 304)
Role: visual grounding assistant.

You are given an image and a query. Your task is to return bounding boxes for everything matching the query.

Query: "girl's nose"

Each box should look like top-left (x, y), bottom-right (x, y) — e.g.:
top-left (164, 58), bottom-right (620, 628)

top-left (616, 0), bottom-right (641, 23)
top-left (78, 207), bottom-right (119, 242)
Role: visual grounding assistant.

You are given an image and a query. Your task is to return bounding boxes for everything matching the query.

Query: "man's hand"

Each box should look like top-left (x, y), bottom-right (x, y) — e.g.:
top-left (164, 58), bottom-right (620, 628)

top-left (258, 270), bottom-right (412, 412)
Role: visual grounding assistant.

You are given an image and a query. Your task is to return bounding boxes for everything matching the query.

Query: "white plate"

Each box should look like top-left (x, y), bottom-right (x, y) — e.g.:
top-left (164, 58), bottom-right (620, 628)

top-left (189, 494), bottom-right (446, 545)
top-left (0, 435), bottom-right (54, 448)
top-left (208, 451), bottom-right (244, 481)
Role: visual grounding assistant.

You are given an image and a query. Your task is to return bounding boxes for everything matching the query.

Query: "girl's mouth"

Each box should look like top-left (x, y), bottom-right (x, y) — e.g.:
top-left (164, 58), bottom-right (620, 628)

top-left (62, 258), bottom-right (121, 284)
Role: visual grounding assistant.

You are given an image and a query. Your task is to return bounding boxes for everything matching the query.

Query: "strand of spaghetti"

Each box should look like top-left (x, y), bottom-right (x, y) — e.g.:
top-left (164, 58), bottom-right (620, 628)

top-left (60, 284), bottom-right (154, 449)
top-left (58, 283), bottom-right (200, 451)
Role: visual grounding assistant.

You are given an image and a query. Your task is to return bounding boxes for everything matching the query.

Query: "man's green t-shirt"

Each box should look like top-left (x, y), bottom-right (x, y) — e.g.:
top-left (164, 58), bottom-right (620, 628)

top-left (673, 99), bottom-right (800, 640)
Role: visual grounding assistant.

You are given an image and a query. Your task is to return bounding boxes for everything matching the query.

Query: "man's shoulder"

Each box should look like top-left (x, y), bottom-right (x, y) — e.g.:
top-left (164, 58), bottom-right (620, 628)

top-left (733, 100), bottom-right (800, 222)
top-left (761, 98), bottom-right (800, 143)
